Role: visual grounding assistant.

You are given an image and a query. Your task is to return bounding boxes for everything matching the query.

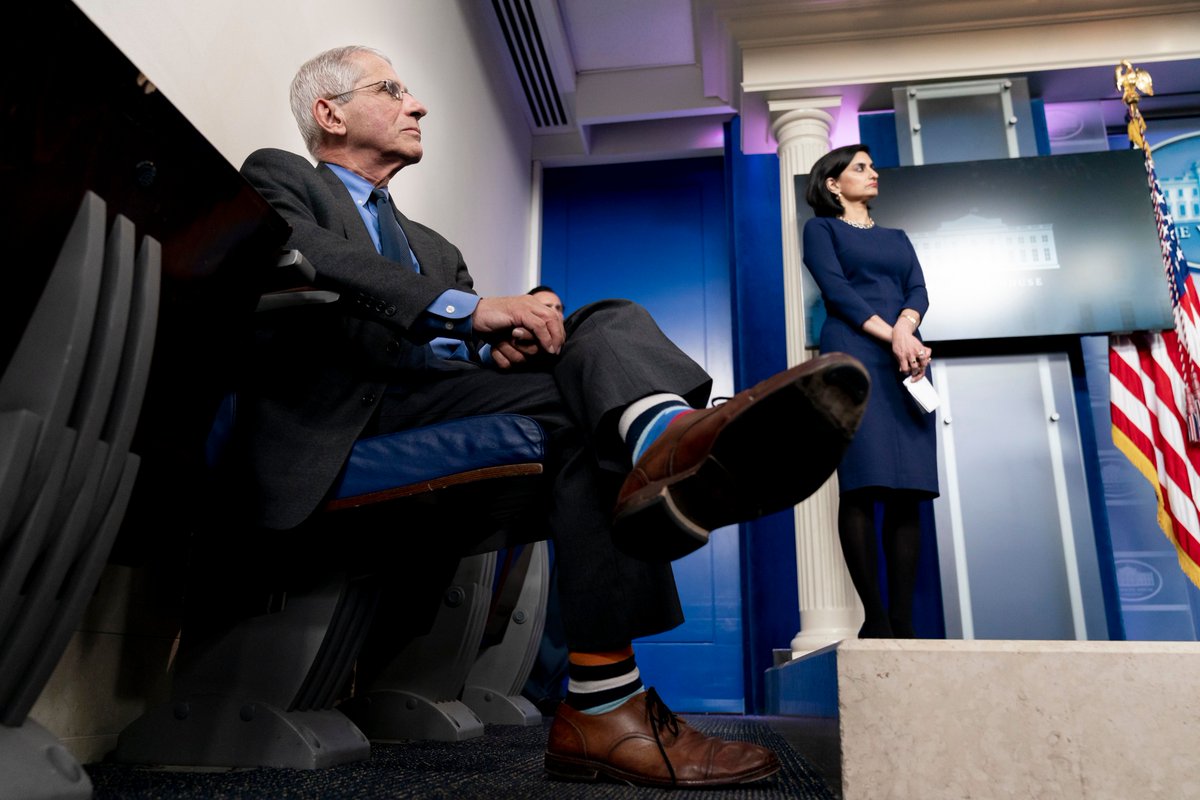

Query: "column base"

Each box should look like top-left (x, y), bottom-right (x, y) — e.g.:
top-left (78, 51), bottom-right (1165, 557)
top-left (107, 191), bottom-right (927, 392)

top-left (790, 606), bottom-right (862, 658)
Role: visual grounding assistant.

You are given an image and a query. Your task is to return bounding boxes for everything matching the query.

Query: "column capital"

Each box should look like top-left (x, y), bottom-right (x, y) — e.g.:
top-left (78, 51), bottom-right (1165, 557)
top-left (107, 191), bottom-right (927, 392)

top-left (767, 95), bottom-right (843, 114)
top-left (767, 96), bottom-right (842, 140)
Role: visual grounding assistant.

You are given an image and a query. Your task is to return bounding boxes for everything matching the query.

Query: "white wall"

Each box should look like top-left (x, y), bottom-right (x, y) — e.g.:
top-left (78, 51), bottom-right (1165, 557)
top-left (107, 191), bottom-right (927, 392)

top-left (74, 0), bottom-right (535, 296)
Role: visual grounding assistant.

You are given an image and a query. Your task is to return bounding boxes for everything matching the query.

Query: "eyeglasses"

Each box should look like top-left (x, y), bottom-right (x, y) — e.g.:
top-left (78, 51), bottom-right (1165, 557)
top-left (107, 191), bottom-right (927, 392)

top-left (326, 79), bottom-right (411, 103)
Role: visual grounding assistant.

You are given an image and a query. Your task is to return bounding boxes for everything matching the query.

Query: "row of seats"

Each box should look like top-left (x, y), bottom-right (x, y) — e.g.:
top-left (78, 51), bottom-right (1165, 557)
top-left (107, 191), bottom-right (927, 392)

top-left (0, 192), bottom-right (556, 797)
top-left (1, 193), bottom-right (159, 799)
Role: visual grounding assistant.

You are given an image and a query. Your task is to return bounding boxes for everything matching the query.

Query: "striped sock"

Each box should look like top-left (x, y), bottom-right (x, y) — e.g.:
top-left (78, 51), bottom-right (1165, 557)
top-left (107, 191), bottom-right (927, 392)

top-left (564, 648), bottom-right (645, 715)
top-left (618, 394), bottom-right (693, 465)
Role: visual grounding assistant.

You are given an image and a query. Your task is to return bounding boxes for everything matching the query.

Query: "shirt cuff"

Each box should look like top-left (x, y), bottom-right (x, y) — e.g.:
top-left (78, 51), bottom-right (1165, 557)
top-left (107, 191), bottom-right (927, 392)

top-left (418, 289), bottom-right (479, 337)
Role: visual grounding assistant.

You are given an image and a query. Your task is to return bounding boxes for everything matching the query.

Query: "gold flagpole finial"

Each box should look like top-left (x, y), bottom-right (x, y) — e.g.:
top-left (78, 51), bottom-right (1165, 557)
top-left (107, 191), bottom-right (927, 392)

top-left (1116, 59), bottom-right (1155, 150)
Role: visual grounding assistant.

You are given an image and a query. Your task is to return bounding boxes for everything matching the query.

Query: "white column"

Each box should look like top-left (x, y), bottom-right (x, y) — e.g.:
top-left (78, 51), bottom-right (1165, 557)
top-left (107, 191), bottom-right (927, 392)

top-left (767, 98), bottom-right (864, 656)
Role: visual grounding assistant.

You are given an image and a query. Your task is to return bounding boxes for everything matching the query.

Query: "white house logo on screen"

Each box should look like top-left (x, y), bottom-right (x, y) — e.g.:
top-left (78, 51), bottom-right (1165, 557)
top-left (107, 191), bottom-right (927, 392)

top-left (1158, 167), bottom-right (1199, 230)
top-left (1152, 131), bottom-right (1200, 269)
top-left (909, 213), bottom-right (1060, 275)
top-left (1115, 558), bottom-right (1163, 602)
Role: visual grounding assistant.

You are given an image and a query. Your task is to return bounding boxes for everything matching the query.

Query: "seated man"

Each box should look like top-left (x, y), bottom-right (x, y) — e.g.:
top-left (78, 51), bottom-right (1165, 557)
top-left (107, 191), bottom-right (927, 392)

top-left (527, 284), bottom-right (564, 318)
top-left (238, 45), bottom-right (868, 789)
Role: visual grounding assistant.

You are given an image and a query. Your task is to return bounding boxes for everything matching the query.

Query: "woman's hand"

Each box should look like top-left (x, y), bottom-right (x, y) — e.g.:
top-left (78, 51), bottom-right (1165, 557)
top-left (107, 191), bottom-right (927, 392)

top-left (892, 314), bottom-right (931, 379)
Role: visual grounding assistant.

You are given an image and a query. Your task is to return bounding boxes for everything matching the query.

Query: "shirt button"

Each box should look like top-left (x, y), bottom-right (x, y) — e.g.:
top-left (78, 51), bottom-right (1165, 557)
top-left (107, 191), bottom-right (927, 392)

top-left (445, 304), bottom-right (456, 314)
top-left (385, 305), bottom-right (397, 316)
top-left (443, 322), bottom-right (454, 330)
top-left (360, 392), bottom-right (376, 406)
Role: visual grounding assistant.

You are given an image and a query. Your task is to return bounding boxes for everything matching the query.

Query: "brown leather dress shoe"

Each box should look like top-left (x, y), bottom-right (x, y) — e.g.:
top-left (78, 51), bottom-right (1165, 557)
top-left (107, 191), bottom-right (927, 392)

top-left (544, 689), bottom-right (781, 788)
top-left (613, 352), bottom-right (869, 561)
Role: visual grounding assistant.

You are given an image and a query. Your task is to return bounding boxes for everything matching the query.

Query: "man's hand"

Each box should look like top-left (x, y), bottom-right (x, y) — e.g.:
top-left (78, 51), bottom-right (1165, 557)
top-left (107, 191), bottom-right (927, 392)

top-left (473, 295), bottom-right (565, 369)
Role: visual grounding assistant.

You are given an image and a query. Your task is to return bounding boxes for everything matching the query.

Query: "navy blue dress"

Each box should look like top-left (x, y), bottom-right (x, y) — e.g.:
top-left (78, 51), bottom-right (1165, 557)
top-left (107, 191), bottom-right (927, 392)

top-left (802, 217), bottom-right (939, 496)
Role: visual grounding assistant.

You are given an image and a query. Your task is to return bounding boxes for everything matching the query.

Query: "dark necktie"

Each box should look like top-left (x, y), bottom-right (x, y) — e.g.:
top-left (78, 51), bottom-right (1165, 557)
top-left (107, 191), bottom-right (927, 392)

top-left (371, 188), bottom-right (467, 362)
top-left (372, 189), bottom-right (416, 272)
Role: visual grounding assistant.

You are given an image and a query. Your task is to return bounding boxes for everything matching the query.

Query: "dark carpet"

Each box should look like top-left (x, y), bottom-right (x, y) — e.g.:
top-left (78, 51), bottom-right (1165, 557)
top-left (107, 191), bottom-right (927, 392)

top-left (87, 716), bottom-right (836, 799)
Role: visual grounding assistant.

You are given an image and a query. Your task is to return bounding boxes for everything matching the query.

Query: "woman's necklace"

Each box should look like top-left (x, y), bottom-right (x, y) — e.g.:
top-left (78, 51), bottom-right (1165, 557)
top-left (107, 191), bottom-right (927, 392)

top-left (838, 215), bottom-right (875, 230)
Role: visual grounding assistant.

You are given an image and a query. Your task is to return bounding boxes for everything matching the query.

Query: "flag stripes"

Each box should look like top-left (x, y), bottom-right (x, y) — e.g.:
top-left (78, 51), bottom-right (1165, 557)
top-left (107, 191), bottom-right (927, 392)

top-left (1108, 144), bottom-right (1200, 589)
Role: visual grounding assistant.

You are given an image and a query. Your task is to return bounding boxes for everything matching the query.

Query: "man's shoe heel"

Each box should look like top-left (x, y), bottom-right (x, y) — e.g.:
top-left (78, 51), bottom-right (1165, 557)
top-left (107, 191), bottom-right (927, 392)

top-left (544, 753), bottom-right (603, 782)
top-left (708, 366), bottom-right (862, 514)
top-left (613, 486), bottom-right (710, 562)
top-left (785, 363), bottom-right (870, 497)
top-left (827, 359), bottom-right (870, 401)
top-left (807, 360), bottom-right (870, 436)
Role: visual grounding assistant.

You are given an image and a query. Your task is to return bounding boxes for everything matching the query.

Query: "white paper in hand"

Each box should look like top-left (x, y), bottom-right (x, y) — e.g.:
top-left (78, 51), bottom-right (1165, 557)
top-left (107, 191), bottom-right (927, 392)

top-left (904, 375), bottom-right (940, 413)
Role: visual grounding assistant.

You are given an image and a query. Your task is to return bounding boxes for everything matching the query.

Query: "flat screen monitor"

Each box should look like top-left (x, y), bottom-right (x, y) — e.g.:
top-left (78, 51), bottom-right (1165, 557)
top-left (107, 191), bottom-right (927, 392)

top-left (797, 149), bottom-right (1174, 346)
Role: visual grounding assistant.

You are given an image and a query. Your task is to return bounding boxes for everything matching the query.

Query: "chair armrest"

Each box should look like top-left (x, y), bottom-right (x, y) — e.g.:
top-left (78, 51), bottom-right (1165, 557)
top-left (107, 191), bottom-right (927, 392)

top-left (255, 249), bottom-right (340, 312)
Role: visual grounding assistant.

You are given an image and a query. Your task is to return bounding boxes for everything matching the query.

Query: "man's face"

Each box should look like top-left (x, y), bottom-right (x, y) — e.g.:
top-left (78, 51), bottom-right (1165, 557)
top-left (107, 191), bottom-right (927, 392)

top-left (531, 290), bottom-right (564, 318)
top-left (340, 53), bottom-right (428, 170)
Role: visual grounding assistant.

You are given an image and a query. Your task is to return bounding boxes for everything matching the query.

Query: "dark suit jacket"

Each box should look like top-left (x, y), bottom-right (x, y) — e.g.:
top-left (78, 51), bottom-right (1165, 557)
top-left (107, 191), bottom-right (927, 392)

top-left (236, 147), bottom-right (477, 530)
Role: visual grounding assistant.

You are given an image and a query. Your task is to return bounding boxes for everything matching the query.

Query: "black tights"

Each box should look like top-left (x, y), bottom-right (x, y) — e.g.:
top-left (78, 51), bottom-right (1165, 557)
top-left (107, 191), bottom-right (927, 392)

top-left (838, 488), bottom-right (923, 639)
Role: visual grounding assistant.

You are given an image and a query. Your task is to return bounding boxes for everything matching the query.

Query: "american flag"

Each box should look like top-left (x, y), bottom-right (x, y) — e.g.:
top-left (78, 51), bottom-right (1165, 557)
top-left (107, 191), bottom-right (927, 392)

top-left (1109, 145), bottom-right (1200, 588)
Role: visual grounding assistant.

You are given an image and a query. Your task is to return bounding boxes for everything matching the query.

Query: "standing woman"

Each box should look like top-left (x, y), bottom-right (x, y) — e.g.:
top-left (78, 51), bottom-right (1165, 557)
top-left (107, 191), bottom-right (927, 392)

top-left (801, 144), bottom-right (939, 638)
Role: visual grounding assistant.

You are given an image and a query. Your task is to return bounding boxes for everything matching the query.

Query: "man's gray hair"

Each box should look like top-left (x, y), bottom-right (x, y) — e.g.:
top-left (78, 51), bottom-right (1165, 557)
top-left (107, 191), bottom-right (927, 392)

top-left (289, 45), bottom-right (391, 158)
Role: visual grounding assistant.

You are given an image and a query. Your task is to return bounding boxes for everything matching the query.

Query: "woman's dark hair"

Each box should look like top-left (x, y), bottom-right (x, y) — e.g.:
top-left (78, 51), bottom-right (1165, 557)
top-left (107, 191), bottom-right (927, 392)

top-left (804, 144), bottom-right (871, 217)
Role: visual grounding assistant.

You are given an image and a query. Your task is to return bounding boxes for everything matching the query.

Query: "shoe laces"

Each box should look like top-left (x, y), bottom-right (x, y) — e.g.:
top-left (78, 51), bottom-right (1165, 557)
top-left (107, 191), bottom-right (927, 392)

top-left (644, 687), bottom-right (680, 785)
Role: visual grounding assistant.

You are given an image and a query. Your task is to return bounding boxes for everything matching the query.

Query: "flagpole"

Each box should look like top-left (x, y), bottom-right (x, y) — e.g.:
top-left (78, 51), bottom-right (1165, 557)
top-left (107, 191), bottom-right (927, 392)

top-left (1115, 59), bottom-right (1152, 151)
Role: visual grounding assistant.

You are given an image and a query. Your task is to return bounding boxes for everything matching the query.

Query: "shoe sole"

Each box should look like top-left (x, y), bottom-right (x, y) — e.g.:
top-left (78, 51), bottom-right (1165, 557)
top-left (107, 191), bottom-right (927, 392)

top-left (612, 354), bottom-right (869, 562)
top-left (544, 750), bottom-right (782, 787)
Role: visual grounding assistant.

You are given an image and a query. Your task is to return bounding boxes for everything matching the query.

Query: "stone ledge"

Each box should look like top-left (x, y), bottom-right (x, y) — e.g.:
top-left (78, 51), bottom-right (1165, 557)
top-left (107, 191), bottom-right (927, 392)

top-left (769, 640), bottom-right (1200, 799)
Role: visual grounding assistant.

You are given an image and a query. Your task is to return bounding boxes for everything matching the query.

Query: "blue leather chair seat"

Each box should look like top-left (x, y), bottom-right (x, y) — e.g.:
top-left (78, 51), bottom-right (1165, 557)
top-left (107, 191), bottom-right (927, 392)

top-left (329, 414), bottom-right (546, 508)
top-left (207, 395), bottom-right (546, 511)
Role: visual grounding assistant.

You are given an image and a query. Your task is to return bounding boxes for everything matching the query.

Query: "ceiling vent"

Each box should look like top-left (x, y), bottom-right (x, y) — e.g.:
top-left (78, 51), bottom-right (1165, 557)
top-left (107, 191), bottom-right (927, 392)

top-left (491, 0), bottom-right (568, 129)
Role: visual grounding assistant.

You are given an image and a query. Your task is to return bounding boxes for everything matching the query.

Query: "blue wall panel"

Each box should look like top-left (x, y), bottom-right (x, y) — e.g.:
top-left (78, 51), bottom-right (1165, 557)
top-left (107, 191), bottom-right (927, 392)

top-left (541, 157), bottom-right (746, 711)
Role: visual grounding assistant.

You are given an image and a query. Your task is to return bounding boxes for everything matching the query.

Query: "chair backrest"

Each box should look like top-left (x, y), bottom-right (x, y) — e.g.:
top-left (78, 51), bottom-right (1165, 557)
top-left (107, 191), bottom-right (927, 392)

top-left (0, 191), bottom-right (162, 800)
top-left (0, 194), bottom-right (161, 725)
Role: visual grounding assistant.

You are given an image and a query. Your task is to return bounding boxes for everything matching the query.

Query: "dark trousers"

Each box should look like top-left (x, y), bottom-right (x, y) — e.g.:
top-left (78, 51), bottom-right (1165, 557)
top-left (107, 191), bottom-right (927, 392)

top-left (371, 300), bottom-right (711, 650)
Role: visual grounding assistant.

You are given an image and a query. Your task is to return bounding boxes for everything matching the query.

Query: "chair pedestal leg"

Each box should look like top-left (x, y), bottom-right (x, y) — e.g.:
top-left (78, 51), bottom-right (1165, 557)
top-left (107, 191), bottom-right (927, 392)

top-left (460, 689), bottom-right (542, 726)
top-left (115, 572), bottom-right (375, 769)
top-left (462, 541), bottom-right (549, 726)
top-left (339, 691), bottom-right (484, 742)
top-left (0, 719), bottom-right (92, 800)
top-left (342, 554), bottom-right (495, 742)
top-left (115, 698), bottom-right (368, 769)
